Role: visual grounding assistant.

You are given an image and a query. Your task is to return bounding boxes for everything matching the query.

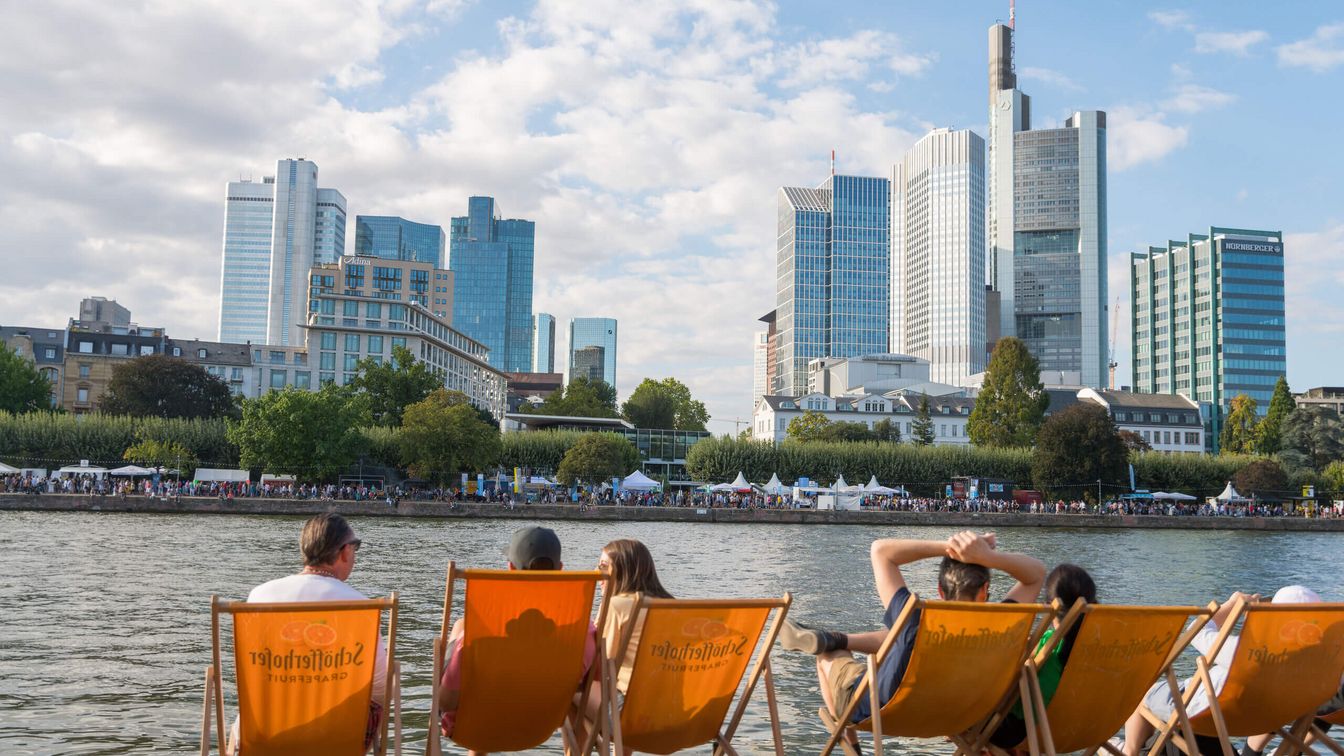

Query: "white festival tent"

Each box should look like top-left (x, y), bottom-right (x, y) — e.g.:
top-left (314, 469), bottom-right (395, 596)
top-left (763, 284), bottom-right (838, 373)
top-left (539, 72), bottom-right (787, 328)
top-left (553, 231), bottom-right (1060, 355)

top-left (711, 471), bottom-right (753, 492)
top-left (1150, 491), bottom-right (1198, 501)
top-left (864, 475), bottom-right (901, 496)
top-left (833, 474), bottom-right (863, 493)
top-left (57, 464), bottom-right (107, 477)
top-left (621, 470), bottom-right (662, 491)
top-left (0, 462), bottom-right (19, 474)
top-left (109, 465), bottom-right (155, 477)
top-left (194, 468), bottom-right (250, 483)
top-left (1215, 482), bottom-right (1248, 502)
top-left (762, 473), bottom-right (785, 495)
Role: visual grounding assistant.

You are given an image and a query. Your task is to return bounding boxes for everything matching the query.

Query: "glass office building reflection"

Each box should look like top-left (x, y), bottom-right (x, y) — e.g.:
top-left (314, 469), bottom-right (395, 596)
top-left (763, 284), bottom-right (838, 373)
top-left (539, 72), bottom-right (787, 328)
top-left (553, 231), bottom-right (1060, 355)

top-left (533, 312), bottom-right (556, 373)
top-left (354, 216), bottom-right (445, 267)
top-left (448, 197), bottom-right (534, 372)
top-left (1131, 227), bottom-right (1286, 452)
top-left (774, 174), bottom-right (890, 395)
top-left (568, 317), bottom-right (617, 387)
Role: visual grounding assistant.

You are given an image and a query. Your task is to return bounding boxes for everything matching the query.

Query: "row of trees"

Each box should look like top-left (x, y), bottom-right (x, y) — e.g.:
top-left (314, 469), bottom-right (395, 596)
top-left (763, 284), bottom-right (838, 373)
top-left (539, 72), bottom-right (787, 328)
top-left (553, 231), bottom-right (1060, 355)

top-left (786, 397), bottom-right (934, 445)
top-left (521, 375), bottom-right (709, 431)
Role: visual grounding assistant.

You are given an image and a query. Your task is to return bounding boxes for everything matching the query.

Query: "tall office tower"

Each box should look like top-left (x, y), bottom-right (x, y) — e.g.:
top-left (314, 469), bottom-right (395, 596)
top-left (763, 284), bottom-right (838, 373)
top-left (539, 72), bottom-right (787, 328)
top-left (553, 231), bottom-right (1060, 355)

top-left (752, 329), bottom-right (770, 398)
top-left (533, 312), bottom-right (556, 373)
top-left (265, 159), bottom-right (347, 346)
top-left (891, 128), bottom-right (987, 386)
top-left (567, 317), bottom-right (617, 387)
top-left (987, 23), bottom-right (1108, 387)
top-left (757, 310), bottom-right (779, 394)
top-left (354, 216), bottom-right (446, 267)
top-left (1131, 227), bottom-right (1285, 451)
top-left (775, 175), bottom-right (890, 396)
top-left (219, 177), bottom-right (275, 343)
top-left (449, 196), bottom-right (535, 372)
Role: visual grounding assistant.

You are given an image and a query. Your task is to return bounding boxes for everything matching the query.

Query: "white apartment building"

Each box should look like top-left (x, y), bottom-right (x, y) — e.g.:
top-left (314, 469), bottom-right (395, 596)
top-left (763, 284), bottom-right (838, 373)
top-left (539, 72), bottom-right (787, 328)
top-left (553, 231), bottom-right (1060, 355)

top-left (752, 392), bottom-right (974, 445)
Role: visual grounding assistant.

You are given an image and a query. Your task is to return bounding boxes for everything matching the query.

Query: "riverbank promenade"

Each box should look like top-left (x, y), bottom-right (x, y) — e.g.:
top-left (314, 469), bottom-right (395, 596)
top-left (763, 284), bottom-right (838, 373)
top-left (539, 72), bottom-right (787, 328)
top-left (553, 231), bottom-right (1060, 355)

top-left (3, 492), bottom-right (1342, 532)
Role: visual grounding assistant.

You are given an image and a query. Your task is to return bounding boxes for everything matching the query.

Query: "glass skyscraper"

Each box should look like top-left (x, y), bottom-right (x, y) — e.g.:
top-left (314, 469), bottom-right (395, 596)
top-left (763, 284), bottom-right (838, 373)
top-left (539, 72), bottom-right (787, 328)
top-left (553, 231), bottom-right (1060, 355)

top-left (533, 312), bottom-right (556, 373)
top-left (774, 174), bottom-right (890, 396)
top-left (448, 196), bottom-right (534, 372)
top-left (218, 178), bottom-right (274, 344)
top-left (354, 216), bottom-right (446, 267)
top-left (567, 317), bottom-right (617, 388)
top-left (1131, 227), bottom-right (1285, 451)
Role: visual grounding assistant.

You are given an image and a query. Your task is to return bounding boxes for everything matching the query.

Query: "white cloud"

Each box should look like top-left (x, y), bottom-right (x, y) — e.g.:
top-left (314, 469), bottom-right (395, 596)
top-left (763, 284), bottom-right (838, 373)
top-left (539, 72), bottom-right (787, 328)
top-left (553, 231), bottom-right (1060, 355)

top-left (1148, 10), bottom-right (1192, 31)
top-left (1161, 83), bottom-right (1236, 114)
top-left (1277, 23), bottom-right (1344, 72)
top-left (1194, 30), bottom-right (1269, 56)
top-left (1105, 106), bottom-right (1189, 170)
top-left (1284, 224), bottom-right (1344, 388)
top-left (1019, 66), bottom-right (1084, 92)
top-left (765, 30), bottom-right (931, 89)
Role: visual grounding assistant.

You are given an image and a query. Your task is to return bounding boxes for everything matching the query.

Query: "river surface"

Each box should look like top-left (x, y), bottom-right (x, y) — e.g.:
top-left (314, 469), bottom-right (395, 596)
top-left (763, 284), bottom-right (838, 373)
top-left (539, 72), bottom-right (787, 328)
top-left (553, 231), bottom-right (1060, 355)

top-left (1, 511), bottom-right (1342, 755)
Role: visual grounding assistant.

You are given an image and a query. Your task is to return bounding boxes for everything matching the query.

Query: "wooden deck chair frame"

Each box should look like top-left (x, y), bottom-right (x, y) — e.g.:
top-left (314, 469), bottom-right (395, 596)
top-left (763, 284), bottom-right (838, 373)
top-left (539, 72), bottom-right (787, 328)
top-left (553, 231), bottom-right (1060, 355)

top-left (818, 595), bottom-right (1054, 756)
top-left (581, 593), bottom-right (792, 756)
top-left (200, 594), bottom-right (402, 756)
top-left (975, 599), bottom-right (1216, 756)
top-left (1309, 706), bottom-right (1344, 756)
top-left (426, 562), bottom-right (610, 756)
top-left (1142, 598), bottom-right (1344, 756)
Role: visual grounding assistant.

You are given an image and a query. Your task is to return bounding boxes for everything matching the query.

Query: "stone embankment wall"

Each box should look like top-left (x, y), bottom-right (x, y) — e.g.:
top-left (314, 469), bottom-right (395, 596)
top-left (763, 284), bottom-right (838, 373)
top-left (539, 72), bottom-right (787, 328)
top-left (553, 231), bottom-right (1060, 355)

top-left (2, 493), bottom-right (1342, 532)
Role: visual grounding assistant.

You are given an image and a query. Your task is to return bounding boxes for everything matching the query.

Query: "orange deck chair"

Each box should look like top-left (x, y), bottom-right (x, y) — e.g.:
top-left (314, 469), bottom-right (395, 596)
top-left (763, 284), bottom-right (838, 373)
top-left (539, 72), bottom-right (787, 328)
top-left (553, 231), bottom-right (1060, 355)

top-left (1311, 706), bottom-right (1344, 755)
top-left (819, 597), bottom-right (1053, 756)
top-left (427, 563), bottom-right (609, 756)
top-left (1143, 599), bottom-right (1344, 756)
top-left (201, 595), bottom-right (402, 756)
top-left (583, 594), bottom-right (792, 755)
top-left (979, 600), bottom-right (1216, 756)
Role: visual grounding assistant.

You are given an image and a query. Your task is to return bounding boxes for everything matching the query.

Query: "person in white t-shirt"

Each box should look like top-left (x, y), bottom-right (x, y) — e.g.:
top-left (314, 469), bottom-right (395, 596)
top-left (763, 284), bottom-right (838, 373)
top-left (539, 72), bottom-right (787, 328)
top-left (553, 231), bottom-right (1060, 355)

top-left (227, 513), bottom-right (387, 755)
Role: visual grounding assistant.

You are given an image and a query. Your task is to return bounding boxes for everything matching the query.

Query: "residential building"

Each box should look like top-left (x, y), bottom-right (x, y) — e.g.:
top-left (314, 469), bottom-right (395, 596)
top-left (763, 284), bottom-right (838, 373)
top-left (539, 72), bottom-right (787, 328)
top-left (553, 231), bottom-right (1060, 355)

top-left (63, 317), bottom-right (167, 414)
top-left (1296, 387), bottom-right (1344, 415)
top-left (752, 329), bottom-right (770, 399)
top-left (449, 196), bottom-right (535, 372)
top-left (567, 317), bottom-right (617, 387)
top-left (533, 313), bottom-right (556, 374)
top-left (988, 23), bottom-right (1108, 387)
top-left (1131, 227), bottom-right (1285, 450)
top-left (354, 215), bottom-right (446, 267)
top-left (775, 174), bottom-right (890, 395)
top-left (891, 128), bottom-right (987, 385)
top-left (166, 338), bottom-right (254, 397)
top-left (752, 392), bottom-right (974, 445)
top-left (1074, 388), bottom-right (1205, 454)
top-left (807, 354), bottom-right (963, 398)
top-left (501, 412), bottom-right (709, 480)
top-left (1, 325), bottom-right (65, 407)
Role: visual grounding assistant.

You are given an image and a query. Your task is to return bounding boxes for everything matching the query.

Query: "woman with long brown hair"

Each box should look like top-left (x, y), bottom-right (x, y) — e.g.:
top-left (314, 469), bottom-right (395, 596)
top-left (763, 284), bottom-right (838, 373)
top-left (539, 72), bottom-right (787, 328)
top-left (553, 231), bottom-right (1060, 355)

top-left (597, 538), bottom-right (673, 694)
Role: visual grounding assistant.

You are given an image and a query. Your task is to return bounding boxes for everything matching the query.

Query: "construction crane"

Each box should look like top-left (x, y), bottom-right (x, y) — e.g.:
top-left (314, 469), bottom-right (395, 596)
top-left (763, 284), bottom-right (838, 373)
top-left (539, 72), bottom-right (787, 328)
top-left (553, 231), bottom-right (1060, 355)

top-left (1108, 295), bottom-right (1120, 389)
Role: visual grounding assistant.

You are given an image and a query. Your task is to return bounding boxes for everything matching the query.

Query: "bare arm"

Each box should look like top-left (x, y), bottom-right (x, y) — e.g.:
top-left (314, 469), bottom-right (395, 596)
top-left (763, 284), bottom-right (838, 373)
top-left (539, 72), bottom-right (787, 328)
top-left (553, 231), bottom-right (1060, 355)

top-left (870, 538), bottom-right (949, 608)
top-left (947, 531), bottom-right (1046, 604)
top-left (1210, 591), bottom-right (1259, 629)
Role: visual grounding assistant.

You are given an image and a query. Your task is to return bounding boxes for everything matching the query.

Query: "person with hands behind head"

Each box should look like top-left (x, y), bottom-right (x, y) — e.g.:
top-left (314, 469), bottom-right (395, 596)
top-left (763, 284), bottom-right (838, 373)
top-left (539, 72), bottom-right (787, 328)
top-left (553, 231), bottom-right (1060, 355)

top-left (777, 530), bottom-right (1046, 740)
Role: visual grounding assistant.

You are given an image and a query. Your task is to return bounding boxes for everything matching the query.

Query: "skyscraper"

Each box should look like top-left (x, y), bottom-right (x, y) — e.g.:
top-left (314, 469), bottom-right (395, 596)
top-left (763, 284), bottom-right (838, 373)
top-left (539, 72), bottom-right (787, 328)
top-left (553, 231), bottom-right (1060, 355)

top-left (449, 196), bottom-right (534, 372)
top-left (354, 216), bottom-right (446, 267)
top-left (533, 312), bottom-right (556, 373)
top-left (891, 128), bottom-right (987, 386)
top-left (775, 174), bottom-right (890, 396)
top-left (218, 177), bottom-right (275, 344)
top-left (1131, 227), bottom-right (1285, 451)
top-left (567, 317), bottom-right (617, 388)
top-left (752, 329), bottom-right (770, 399)
top-left (987, 23), bottom-right (1108, 387)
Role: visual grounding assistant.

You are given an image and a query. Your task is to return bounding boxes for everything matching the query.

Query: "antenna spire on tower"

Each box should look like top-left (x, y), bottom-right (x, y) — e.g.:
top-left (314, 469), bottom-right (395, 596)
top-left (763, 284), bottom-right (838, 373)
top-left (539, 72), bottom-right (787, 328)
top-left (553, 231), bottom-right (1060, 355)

top-left (831, 149), bottom-right (835, 176)
top-left (1010, 0), bottom-right (1015, 29)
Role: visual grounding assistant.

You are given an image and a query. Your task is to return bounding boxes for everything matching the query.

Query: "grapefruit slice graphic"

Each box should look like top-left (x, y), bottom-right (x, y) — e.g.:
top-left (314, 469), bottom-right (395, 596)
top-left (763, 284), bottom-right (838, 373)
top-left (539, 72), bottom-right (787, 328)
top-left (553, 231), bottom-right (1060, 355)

top-left (1279, 620), bottom-right (1303, 643)
top-left (281, 621), bottom-right (307, 643)
top-left (304, 623), bottom-right (337, 647)
top-left (682, 617), bottom-right (708, 637)
top-left (1297, 623), bottom-right (1323, 646)
top-left (700, 621), bottom-right (729, 640)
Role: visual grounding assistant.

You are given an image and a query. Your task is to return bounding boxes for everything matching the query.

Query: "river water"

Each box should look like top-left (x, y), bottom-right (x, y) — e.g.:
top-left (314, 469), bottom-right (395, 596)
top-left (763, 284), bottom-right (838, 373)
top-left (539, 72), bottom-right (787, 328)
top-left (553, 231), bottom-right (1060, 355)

top-left (1, 511), bottom-right (1342, 755)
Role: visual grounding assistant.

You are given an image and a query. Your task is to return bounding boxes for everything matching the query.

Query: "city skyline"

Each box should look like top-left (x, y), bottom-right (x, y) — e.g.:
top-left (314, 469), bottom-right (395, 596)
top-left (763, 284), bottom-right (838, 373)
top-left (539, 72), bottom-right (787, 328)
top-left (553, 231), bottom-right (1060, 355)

top-left (2, 2), bottom-right (1342, 429)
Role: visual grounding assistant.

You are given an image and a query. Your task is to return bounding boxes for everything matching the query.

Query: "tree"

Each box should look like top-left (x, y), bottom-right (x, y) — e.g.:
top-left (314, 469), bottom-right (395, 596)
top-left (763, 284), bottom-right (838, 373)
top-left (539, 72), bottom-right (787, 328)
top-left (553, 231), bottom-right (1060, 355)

top-left (99, 355), bottom-right (237, 419)
top-left (1118, 429), bottom-right (1153, 453)
top-left (347, 345), bottom-right (442, 426)
top-left (0, 347), bottom-right (52, 413)
top-left (967, 337), bottom-right (1049, 447)
top-left (912, 396), bottom-right (935, 446)
top-left (556, 432), bottom-right (640, 487)
top-left (621, 377), bottom-right (708, 431)
top-left (1219, 394), bottom-right (1260, 455)
top-left (818, 421), bottom-right (877, 443)
top-left (1280, 405), bottom-right (1344, 472)
top-left (123, 438), bottom-right (198, 476)
top-left (527, 376), bottom-right (619, 418)
top-left (873, 418), bottom-right (902, 443)
top-left (1324, 460), bottom-right (1344, 494)
top-left (1255, 376), bottom-right (1295, 455)
top-left (786, 410), bottom-right (831, 442)
top-left (1032, 403), bottom-right (1128, 500)
top-left (1232, 458), bottom-right (1290, 500)
top-left (227, 385), bottom-right (371, 480)
top-left (398, 389), bottom-right (501, 482)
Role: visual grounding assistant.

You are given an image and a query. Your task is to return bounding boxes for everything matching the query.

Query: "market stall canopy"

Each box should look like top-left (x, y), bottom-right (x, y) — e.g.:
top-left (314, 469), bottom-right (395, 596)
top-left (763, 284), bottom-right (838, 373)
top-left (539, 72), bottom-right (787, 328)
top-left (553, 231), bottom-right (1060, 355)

top-left (260, 474), bottom-right (296, 484)
top-left (621, 470), bottom-right (662, 491)
top-left (864, 476), bottom-right (900, 495)
top-left (763, 473), bottom-right (784, 495)
top-left (109, 465), bottom-right (154, 477)
top-left (57, 464), bottom-right (107, 475)
top-left (195, 468), bottom-right (250, 483)
top-left (711, 472), bottom-right (753, 492)
top-left (1215, 482), bottom-right (1245, 502)
top-left (1151, 491), bottom-right (1197, 501)
top-left (0, 462), bottom-right (20, 474)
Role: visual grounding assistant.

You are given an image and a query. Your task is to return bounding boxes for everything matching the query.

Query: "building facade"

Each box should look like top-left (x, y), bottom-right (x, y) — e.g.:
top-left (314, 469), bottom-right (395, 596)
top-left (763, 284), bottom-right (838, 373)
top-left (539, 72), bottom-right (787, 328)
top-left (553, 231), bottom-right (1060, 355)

top-left (218, 177), bottom-right (275, 344)
top-left (567, 317), bottom-right (617, 387)
top-left (756, 309), bottom-right (778, 399)
top-left (62, 320), bottom-right (168, 414)
top-left (449, 196), bottom-right (535, 372)
top-left (533, 313), bottom-right (556, 374)
top-left (752, 329), bottom-right (770, 400)
top-left (166, 338), bottom-right (255, 397)
top-left (354, 215), bottom-right (446, 267)
top-left (1074, 388), bottom-right (1205, 454)
top-left (753, 392), bottom-right (974, 445)
top-left (988, 23), bottom-right (1108, 387)
top-left (1131, 227), bottom-right (1285, 450)
top-left (501, 412), bottom-right (710, 480)
top-left (1296, 387), bottom-right (1344, 415)
top-left (806, 353), bottom-right (962, 398)
top-left (891, 128), bottom-right (987, 386)
top-left (1, 325), bottom-right (65, 407)
top-left (775, 174), bottom-right (891, 395)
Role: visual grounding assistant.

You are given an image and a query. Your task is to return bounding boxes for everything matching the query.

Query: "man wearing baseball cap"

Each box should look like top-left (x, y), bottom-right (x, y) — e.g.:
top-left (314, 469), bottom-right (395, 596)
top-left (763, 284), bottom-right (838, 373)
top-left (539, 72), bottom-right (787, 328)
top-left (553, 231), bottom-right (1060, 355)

top-left (435, 526), bottom-right (597, 755)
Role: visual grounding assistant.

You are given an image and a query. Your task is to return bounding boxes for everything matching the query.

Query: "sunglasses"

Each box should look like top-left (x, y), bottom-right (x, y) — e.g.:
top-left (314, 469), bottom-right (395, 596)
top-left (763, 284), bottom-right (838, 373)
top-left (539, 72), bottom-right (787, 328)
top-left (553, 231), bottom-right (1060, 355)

top-left (344, 538), bottom-right (362, 552)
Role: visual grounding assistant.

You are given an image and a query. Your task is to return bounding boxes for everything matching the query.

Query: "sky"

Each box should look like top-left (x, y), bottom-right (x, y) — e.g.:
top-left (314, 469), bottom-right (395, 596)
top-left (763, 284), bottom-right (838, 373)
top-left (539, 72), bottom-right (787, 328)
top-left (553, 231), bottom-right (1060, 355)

top-left (1, 0), bottom-right (1342, 432)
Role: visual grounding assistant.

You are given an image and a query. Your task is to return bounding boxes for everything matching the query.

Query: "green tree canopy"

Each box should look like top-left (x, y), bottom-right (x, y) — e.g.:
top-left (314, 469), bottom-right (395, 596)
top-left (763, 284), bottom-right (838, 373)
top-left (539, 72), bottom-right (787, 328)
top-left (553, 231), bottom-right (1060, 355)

top-left (0, 347), bottom-right (52, 414)
top-left (786, 410), bottom-right (831, 442)
top-left (123, 438), bottom-right (198, 477)
top-left (99, 355), bottom-right (237, 419)
top-left (967, 337), bottom-right (1049, 447)
top-left (1279, 405), bottom-right (1344, 472)
top-left (1219, 394), bottom-right (1260, 455)
top-left (912, 396), bottom-right (935, 446)
top-left (1323, 460), bottom-right (1344, 494)
top-left (872, 418), bottom-right (901, 443)
top-left (398, 389), bottom-right (501, 482)
top-left (819, 421), bottom-right (879, 443)
top-left (621, 377), bottom-right (709, 431)
top-left (1255, 376), bottom-right (1295, 455)
top-left (347, 345), bottom-right (443, 426)
top-left (555, 432), bottom-right (640, 487)
top-left (1031, 403), bottom-right (1128, 500)
top-left (527, 376), bottom-right (619, 418)
top-left (226, 385), bottom-right (370, 480)
top-left (1232, 458), bottom-right (1290, 500)
top-left (1118, 429), bottom-right (1153, 453)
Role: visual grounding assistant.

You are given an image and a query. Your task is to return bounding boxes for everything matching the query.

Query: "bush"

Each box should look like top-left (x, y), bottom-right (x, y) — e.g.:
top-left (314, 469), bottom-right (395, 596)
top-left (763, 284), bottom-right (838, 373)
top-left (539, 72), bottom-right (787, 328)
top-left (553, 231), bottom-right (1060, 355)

top-left (1233, 459), bottom-right (1291, 500)
top-left (1129, 452), bottom-right (1255, 499)
top-left (0, 411), bottom-right (237, 467)
top-left (499, 431), bottom-right (587, 473)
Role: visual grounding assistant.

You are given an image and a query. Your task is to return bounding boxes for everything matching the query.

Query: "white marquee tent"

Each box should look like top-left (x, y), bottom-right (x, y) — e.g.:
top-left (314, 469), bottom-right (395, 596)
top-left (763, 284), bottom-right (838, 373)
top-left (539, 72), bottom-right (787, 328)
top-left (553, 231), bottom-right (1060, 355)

top-left (109, 465), bottom-right (155, 477)
top-left (0, 462), bottom-right (19, 474)
top-left (1215, 482), bottom-right (1248, 502)
top-left (762, 473), bottom-right (785, 495)
top-left (711, 471), bottom-right (753, 492)
top-left (621, 470), bottom-right (662, 491)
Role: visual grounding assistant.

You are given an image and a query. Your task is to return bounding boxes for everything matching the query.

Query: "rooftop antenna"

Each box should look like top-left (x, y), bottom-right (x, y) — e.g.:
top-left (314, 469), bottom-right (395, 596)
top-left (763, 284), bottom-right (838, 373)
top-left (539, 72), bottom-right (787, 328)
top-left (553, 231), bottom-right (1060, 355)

top-left (1010, 0), bottom-right (1015, 29)
top-left (830, 149), bottom-right (835, 176)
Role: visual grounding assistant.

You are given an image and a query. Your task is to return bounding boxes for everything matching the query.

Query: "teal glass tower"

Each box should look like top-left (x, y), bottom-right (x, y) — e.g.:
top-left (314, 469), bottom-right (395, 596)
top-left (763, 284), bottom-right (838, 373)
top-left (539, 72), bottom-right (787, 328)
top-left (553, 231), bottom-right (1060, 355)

top-left (448, 197), bottom-right (534, 372)
top-left (354, 216), bottom-right (445, 267)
